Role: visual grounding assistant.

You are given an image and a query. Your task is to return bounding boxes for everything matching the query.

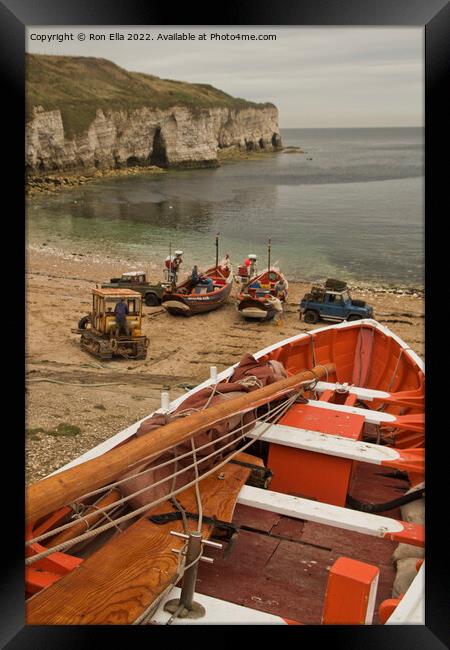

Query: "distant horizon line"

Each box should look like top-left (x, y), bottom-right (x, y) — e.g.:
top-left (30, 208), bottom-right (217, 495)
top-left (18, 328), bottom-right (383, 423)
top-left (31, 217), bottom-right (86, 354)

top-left (279, 125), bottom-right (423, 130)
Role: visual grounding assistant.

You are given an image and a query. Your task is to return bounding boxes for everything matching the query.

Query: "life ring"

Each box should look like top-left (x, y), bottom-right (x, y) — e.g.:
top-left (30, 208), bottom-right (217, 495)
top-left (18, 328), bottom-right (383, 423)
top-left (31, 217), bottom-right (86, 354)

top-left (110, 338), bottom-right (118, 351)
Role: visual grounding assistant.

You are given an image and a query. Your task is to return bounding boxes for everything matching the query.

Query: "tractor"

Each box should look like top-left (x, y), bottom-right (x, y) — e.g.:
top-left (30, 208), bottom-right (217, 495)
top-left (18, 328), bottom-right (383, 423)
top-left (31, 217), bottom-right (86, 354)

top-left (77, 288), bottom-right (149, 360)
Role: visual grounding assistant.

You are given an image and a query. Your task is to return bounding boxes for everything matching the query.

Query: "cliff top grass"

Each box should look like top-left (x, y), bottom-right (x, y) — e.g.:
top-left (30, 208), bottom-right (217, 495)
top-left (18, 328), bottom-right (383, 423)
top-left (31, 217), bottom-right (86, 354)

top-left (26, 54), bottom-right (274, 138)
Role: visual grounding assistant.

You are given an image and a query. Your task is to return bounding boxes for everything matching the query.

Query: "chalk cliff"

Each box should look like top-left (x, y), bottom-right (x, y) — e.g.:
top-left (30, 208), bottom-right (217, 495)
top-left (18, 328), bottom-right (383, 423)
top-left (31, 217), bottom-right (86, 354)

top-left (25, 55), bottom-right (282, 173)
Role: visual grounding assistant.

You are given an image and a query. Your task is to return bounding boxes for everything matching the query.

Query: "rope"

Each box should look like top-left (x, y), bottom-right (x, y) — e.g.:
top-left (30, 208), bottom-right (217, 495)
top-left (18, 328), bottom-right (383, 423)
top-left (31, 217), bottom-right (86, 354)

top-left (30, 376), bottom-right (320, 549)
top-left (170, 449), bottom-right (189, 534)
top-left (25, 378), bottom-right (126, 387)
top-left (191, 437), bottom-right (203, 533)
top-left (305, 332), bottom-right (317, 368)
top-left (236, 375), bottom-right (264, 390)
top-left (26, 393), bottom-right (298, 563)
top-left (311, 365), bottom-right (329, 383)
top-left (387, 348), bottom-right (404, 392)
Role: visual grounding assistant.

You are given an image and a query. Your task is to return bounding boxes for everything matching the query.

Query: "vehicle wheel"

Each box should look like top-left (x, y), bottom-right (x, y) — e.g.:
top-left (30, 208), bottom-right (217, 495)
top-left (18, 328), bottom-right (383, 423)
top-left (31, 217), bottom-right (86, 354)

top-left (145, 293), bottom-right (159, 307)
top-left (78, 315), bottom-right (91, 329)
top-left (347, 314), bottom-right (362, 321)
top-left (303, 310), bottom-right (319, 324)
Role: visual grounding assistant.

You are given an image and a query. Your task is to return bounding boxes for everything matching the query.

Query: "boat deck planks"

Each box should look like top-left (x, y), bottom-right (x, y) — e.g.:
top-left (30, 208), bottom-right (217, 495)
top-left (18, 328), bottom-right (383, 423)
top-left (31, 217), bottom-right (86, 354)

top-left (196, 461), bottom-right (403, 624)
top-left (26, 453), bottom-right (256, 625)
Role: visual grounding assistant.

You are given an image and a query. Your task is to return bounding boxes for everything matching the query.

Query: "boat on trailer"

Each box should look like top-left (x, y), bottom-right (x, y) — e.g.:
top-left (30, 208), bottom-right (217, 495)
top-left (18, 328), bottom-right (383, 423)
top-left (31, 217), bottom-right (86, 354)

top-left (25, 319), bottom-right (424, 625)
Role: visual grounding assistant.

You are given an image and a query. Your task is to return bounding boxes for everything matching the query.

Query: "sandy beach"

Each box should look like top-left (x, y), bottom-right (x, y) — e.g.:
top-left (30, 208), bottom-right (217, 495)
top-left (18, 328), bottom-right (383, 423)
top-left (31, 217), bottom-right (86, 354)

top-left (25, 245), bottom-right (424, 484)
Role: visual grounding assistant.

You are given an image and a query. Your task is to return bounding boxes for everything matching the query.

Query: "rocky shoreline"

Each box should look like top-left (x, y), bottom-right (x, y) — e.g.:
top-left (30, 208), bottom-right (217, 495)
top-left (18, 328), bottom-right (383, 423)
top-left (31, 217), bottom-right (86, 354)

top-left (25, 165), bottom-right (166, 197)
top-left (25, 145), bottom-right (284, 197)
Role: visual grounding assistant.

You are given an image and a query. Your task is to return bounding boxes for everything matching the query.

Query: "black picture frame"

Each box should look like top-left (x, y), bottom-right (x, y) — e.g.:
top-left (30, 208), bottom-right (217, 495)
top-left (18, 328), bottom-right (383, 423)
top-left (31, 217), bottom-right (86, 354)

top-left (2, 0), bottom-right (448, 647)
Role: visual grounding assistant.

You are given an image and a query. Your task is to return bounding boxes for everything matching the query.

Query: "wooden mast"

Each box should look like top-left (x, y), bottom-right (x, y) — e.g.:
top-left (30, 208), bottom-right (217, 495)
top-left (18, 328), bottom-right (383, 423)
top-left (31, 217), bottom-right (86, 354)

top-left (215, 232), bottom-right (220, 268)
top-left (26, 363), bottom-right (335, 525)
top-left (268, 238), bottom-right (271, 272)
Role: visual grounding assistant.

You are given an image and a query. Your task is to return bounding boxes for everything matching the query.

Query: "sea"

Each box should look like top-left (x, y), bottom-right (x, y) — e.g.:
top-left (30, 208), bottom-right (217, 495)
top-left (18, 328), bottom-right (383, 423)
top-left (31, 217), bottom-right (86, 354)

top-left (26, 127), bottom-right (424, 288)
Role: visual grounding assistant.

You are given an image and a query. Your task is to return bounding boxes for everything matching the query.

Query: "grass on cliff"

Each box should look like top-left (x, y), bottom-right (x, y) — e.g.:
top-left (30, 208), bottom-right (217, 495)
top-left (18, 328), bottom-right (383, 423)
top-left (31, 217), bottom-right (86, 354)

top-left (26, 54), bottom-right (274, 138)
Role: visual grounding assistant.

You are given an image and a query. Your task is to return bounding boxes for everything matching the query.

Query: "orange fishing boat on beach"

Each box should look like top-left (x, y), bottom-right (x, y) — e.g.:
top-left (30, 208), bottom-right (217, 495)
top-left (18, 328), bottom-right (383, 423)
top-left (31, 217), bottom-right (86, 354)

top-left (25, 319), bottom-right (424, 625)
top-left (237, 241), bottom-right (288, 321)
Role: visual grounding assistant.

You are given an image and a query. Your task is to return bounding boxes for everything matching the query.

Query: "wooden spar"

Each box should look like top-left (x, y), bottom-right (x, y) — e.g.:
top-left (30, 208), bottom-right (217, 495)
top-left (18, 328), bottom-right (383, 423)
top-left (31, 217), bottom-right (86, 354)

top-left (268, 238), bottom-right (271, 272)
top-left (26, 363), bottom-right (335, 526)
top-left (215, 233), bottom-right (219, 268)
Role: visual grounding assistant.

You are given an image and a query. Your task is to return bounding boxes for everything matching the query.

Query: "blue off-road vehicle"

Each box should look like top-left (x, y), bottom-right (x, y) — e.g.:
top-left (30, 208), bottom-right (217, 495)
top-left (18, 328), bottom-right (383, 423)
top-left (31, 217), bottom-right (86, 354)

top-left (299, 279), bottom-right (374, 324)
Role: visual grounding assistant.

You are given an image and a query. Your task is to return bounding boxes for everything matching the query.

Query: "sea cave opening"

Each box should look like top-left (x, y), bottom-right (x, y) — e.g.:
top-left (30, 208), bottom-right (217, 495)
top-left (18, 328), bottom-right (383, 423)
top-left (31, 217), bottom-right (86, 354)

top-left (150, 127), bottom-right (168, 167)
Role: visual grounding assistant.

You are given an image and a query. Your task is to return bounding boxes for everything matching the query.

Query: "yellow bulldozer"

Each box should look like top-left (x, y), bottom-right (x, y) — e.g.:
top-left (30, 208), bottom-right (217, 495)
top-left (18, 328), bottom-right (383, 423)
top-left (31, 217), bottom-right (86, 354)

top-left (77, 288), bottom-right (149, 360)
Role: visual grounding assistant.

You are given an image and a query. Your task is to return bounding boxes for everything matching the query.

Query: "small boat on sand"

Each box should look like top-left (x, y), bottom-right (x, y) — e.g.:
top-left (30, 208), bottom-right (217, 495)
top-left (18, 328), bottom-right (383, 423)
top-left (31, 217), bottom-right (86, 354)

top-left (162, 237), bottom-right (233, 316)
top-left (237, 267), bottom-right (288, 321)
top-left (237, 240), bottom-right (288, 321)
top-left (25, 319), bottom-right (424, 625)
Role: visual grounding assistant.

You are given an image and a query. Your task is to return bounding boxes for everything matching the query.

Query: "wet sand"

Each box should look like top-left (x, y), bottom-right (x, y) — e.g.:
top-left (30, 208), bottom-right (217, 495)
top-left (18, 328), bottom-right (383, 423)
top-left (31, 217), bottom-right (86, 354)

top-left (25, 246), bottom-right (424, 483)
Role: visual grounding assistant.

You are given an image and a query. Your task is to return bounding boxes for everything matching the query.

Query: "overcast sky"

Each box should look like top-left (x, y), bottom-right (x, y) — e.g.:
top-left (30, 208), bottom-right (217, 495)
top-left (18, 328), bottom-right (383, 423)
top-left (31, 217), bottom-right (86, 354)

top-left (26, 26), bottom-right (423, 128)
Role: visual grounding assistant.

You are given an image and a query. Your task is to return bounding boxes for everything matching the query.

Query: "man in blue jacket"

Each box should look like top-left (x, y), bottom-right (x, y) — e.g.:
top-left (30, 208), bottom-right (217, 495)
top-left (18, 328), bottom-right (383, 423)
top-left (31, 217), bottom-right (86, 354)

top-left (114, 298), bottom-right (130, 336)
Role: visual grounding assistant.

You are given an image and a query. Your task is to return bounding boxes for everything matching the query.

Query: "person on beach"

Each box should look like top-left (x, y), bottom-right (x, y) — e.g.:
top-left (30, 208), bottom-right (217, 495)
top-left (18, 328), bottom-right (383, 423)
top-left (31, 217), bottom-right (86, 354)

top-left (275, 277), bottom-right (287, 301)
top-left (191, 265), bottom-right (213, 292)
top-left (191, 265), bottom-right (201, 286)
top-left (114, 297), bottom-right (130, 337)
top-left (165, 250), bottom-right (183, 285)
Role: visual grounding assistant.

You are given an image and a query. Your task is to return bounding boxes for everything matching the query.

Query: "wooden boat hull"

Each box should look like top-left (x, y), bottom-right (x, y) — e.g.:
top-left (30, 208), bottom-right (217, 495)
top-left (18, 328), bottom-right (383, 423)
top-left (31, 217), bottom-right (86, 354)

top-left (237, 267), bottom-right (287, 321)
top-left (237, 296), bottom-right (278, 320)
top-left (162, 265), bottom-right (233, 316)
top-left (26, 320), bottom-right (424, 625)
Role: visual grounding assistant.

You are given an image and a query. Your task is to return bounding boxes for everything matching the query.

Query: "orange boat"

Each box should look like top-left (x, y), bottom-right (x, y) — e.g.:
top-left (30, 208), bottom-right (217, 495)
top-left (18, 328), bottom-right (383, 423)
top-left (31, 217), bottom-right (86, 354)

top-left (25, 319), bottom-right (424, 625)
top-left (237, 241), bottom-right (288, 321)
top-left (237, 266), bottom-right (288, 321)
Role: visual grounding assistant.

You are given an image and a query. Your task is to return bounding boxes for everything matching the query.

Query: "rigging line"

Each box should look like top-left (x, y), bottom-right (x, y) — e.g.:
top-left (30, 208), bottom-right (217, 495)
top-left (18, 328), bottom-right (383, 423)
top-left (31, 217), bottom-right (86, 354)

top-left (132, 538), bottom-right (190, 625)
top-left (133, 536), bottom-right (205, 626)
top-left (31, 383), bottom-right (307, 549)
top-left (57, 505), bottom-right (125, 552)
top-left (387, 348), bottom-right (404, 392)
top-left (191, 437), bottom-right (203, 533)
top-left (27, 394), bottom-right (297, 549)
top-left (170, 448), bottom-right (189, 534)
top-left (27, 391), bottom-right (299, 546)
top-left (365, 326), bottom-right (376, 388)
top-left (26, 393), bottom-right (298, 562)
top-left (306, 332), bottom-right (317, 368)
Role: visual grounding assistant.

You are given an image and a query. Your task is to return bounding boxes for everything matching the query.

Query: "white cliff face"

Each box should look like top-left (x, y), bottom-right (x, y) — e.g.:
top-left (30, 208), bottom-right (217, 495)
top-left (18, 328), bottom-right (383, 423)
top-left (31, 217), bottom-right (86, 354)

top-left (25, 104), bottom-right (281, 172)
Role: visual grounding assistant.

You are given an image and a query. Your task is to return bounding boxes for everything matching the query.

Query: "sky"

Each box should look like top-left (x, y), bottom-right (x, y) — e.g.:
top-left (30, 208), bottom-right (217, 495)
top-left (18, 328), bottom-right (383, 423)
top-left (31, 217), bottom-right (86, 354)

top-left (26, 26), bottom-right (424, 128)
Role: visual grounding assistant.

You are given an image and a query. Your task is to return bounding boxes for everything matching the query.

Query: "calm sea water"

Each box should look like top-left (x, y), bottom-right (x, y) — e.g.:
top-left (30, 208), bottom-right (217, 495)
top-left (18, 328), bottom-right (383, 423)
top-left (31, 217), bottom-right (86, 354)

top-left (26, 127), bottom-right (424, 287)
